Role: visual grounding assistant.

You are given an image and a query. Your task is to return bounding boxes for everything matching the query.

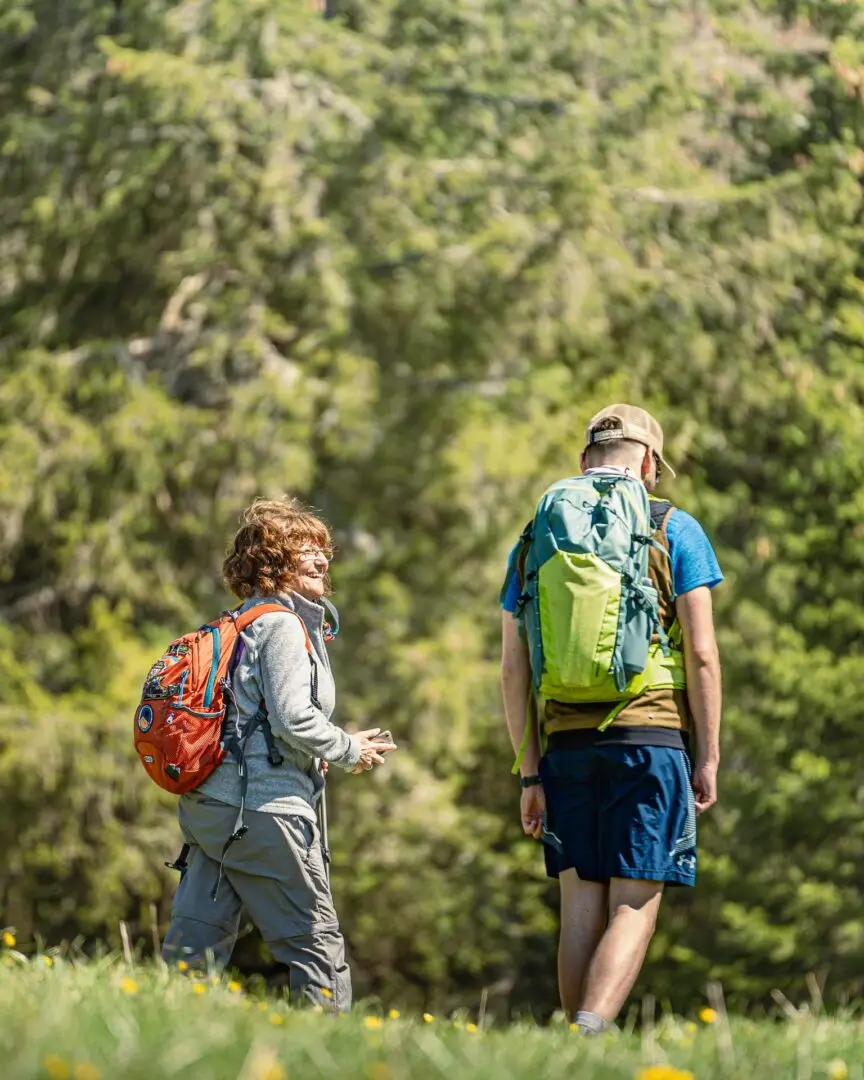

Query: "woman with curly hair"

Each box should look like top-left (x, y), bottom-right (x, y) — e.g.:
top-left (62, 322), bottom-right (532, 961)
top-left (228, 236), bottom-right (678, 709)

top-left (162, 498), bottom-right (393, 1010)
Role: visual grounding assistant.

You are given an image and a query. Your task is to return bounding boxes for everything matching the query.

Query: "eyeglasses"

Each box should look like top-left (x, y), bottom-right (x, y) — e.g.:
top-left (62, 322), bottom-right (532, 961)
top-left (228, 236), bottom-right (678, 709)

top-left (296, 547), bottom-right (333, 564)
top-left (652, 453), bottom-right (663, 482)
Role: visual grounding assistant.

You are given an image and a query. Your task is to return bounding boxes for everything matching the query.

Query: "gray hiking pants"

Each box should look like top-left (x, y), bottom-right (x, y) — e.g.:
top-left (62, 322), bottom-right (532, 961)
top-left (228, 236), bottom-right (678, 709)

top-left (161, 792), bottom-right (351, 1010)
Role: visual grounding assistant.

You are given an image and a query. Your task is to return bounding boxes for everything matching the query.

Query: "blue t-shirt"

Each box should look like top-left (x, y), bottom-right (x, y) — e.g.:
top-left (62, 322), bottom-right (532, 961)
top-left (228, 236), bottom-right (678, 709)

top-left (500, 507), bottom-right (723, 613)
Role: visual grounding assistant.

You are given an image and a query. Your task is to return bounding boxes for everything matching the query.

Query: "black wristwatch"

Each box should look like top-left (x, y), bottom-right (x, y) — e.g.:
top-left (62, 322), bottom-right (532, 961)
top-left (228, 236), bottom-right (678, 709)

top-left (519, 774), bottom-right (542, 789)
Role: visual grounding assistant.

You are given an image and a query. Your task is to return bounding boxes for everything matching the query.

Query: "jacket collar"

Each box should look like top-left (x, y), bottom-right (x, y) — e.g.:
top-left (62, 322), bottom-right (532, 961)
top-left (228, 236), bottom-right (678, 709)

top-left (277, 590), bottom-right (325, 631)
top-left (244, 591), bottom-right (325, 633)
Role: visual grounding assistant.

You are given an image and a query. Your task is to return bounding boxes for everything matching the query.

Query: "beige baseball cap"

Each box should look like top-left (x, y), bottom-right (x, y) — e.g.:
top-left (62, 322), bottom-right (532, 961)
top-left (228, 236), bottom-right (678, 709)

top-left (584, 403), bottom-right (676, 478)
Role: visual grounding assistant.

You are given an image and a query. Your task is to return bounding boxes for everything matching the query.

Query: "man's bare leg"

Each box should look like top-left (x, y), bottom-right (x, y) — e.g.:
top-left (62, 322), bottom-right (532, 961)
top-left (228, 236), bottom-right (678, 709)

top-left (558, 868), bottom-right (607, 1019)
top-left (578, 877), bottom-right (664, 1023)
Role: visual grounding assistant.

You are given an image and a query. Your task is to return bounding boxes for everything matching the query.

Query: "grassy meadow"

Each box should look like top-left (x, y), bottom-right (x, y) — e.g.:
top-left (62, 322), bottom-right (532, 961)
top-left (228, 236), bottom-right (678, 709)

top-left (0, 937), bottom-right (861, 1080)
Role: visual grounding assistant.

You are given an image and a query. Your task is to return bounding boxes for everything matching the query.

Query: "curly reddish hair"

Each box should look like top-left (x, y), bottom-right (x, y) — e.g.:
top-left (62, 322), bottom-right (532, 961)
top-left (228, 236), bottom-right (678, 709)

top-left (222, 498), bottom-right (334, 599)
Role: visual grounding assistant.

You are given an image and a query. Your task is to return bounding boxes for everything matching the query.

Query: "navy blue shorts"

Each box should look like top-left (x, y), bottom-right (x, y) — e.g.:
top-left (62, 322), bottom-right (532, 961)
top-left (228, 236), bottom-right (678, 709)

top-left (538, 744), bottom-right (697, 887)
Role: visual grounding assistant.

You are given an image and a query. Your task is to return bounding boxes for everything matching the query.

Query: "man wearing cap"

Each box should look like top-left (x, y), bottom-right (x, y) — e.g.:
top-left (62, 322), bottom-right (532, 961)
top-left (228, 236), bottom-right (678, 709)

top-left (500, 404), bottom-right (723, 1033)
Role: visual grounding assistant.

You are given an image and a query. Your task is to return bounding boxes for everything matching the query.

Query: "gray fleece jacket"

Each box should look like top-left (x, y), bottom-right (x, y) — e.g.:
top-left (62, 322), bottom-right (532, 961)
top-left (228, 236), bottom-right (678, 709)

top-left (195, 591), bottom-right (361, 821)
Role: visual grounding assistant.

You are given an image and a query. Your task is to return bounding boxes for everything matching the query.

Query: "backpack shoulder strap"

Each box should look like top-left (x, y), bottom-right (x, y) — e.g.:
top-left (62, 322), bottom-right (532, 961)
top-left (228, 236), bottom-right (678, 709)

top-left (648, 499), bottom-right (674, 532)
top-left (230, 602), bottom-right (320, 707)
top-left (231, 603), bottom-right (312, 651)
top-left (515, 519), bottom-right (533, 591)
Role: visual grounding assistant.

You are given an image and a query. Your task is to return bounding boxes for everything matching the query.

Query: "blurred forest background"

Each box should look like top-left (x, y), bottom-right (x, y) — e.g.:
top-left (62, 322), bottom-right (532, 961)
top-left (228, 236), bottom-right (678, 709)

top-left (3, 0), bottom-right (864, 1019)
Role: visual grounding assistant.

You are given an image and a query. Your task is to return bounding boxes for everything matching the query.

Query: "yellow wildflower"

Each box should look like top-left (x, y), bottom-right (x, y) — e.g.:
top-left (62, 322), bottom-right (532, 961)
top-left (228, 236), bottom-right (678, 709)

top-left (684, 1021), bottom-right (697, 1035)
top-left (320, 987), bottom-right (333, 999)
top-left (257, 1001), bottom-right (269, 1012)
top-left (465, 1022), bottom-right (478, 1034)
top-left (42, 956), bottom-right (54, 968)
top-left (192, 983), bottom-right (207, 996)
top-left (43, 1056), bottom-right (70, 1080)
top-left (827, 1061), bottom-right (849, 1080)
top-left (248, 1052), bottom-right (285, 1080)
top-left (269, 1013), bottom-right (285, 1026)
top-left (177, 961), bottom-right (189, 972)
top-left (227, 980), bottom-right (242, 994)
top-left (119, 978), bottom-right (138, 995)
top-left (2, 931), bottom-right (16, 948)
top-left (74, 1065), bottom-right (100, 1080)
top-left (636, 1068), bottom-right (695, 1080)
top-left (388, 1009), bottom-right (400, 1020)
top-left (569, 1023), bottom-right (580, 1032)
top-left (422, 1013), bottom-right (435, 1024)
top-left (364, 1016), bottom-right (384, 1030)
top-left (698, 1007), bottom-right (719, 1024)
top-left (258, 1065), bottom-right (286, 1080)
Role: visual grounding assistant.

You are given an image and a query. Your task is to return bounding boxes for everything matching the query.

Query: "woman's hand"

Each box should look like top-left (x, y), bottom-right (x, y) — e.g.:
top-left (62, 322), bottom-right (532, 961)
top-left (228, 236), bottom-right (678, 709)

top-left (350, 728), bottom-right (398, 774)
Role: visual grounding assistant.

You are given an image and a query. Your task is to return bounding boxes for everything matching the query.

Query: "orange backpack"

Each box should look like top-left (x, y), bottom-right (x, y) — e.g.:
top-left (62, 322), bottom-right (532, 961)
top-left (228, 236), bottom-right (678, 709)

top-left (133, 603), bottom-right (312, 795)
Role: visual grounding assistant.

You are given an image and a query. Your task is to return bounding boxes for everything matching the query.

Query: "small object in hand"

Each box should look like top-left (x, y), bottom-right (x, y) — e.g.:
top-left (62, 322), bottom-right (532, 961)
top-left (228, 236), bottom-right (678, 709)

top-left (373, 730), bottom-right (397, 749)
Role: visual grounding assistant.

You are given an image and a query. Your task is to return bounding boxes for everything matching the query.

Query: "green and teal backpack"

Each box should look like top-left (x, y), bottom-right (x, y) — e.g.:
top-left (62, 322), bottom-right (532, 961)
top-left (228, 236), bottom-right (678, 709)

top-left (510, 471), bottom-right (685, 733)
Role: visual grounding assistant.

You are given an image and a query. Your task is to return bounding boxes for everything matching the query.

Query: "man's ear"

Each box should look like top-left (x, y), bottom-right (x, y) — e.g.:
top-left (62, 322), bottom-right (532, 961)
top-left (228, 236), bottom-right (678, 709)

top-left (580, 451), bottom-right (588, 472)
top-left (641, 447), bottom-right (652, 480)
